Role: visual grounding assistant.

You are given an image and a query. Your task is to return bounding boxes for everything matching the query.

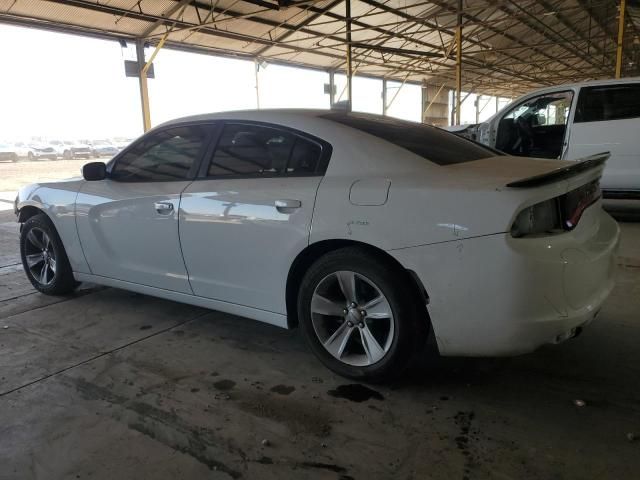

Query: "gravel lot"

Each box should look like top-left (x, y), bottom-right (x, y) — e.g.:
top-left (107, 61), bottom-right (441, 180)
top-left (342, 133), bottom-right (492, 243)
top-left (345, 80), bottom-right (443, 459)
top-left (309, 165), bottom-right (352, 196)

top-left (0, 158), bottom-right (110, 192)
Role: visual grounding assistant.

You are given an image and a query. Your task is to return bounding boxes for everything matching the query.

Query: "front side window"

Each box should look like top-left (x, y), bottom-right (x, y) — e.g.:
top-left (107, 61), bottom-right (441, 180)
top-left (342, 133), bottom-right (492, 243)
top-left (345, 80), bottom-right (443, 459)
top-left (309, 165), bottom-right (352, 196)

top-left (208, 123), bottom-right (323, 177)
top-left (504, 91), bottom-right (573, 127)
top-left (574, 84), bottom-right (640, 123)
top-left (110, 125), bottom-right (209, 182)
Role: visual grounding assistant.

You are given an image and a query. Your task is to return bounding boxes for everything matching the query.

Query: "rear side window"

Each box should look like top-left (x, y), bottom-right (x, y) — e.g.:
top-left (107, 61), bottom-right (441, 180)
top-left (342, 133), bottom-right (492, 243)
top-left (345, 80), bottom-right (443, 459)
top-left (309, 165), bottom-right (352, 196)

top-left (208, 123), bottom-right (324, 177)
top-left (321, 112), bottom-right (497, 165)
top-left (575, 84), bottom-right (640, 123)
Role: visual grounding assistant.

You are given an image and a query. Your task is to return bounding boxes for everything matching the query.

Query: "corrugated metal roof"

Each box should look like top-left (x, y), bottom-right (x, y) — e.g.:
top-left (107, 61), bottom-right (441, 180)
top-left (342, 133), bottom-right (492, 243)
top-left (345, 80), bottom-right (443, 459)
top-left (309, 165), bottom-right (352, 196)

top-left (0, 0), bottom-right (638, 96)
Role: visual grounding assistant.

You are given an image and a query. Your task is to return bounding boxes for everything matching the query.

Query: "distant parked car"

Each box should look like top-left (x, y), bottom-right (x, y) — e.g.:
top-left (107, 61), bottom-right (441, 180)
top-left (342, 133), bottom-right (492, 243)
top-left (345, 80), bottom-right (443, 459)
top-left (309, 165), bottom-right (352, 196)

top-left (0, 143), bottom-right (19, 162)
top-left (111, 137), bottom-right (135, 151)
top-left (48, 140), bottom-right (68, 159)
top-left (12, 142), bottom-right (36, 160)
top-left (447, 78), bottom-right (640, 199)
top-left (89, 140), bottom-right (119, 158)
top-left (59, 141), bottom-right (92, 159)
top-left (27, 144), bottom-right (58, 160)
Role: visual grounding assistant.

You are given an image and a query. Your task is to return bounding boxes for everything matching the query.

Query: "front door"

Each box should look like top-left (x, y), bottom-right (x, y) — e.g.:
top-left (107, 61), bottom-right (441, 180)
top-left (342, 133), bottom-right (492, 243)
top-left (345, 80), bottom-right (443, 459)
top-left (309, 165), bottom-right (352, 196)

top-left (75, 124), bottom-right (212, 293)
top-left (179, 122), bottom-right (329, 314)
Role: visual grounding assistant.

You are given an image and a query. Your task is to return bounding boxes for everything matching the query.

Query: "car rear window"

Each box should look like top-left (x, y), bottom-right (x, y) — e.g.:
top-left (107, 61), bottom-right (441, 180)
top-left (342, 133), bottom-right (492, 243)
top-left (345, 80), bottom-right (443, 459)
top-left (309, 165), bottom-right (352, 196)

top-left (320, 112), bottom-right (497, 165)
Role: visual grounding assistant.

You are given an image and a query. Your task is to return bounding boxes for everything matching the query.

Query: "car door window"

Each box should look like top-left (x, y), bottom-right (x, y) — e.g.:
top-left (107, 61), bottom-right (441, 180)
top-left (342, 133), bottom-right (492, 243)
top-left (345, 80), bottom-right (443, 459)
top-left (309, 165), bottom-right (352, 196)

top-left (207, 123), bottom-right (323, 177)
top-left (111, 125), bottom-right (209, 182)
top-left (574, 84), bottom-right (640, 123)
top-left (504, 91), bottom-right (573, 127)
top-left (496, 91), bottom-right (573, 157)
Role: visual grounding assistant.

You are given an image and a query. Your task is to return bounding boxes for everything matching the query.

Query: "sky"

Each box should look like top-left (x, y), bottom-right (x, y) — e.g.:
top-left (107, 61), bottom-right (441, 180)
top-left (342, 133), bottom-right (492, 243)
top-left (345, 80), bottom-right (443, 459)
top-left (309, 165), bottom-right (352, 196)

top-left (0, 23), bottom-right (508, 141)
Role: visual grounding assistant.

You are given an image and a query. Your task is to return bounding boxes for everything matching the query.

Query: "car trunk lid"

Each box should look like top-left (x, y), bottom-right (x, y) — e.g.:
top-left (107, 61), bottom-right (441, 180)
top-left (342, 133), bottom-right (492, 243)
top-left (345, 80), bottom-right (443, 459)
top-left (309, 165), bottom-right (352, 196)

top-left (445, 152), bottom-right (607, 189)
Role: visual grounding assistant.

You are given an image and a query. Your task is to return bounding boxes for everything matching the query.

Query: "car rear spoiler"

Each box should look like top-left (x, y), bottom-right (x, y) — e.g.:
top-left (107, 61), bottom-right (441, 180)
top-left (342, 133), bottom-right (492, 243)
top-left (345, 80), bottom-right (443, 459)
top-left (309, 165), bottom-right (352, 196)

top-left (506, 152), bottom-right (610, 188)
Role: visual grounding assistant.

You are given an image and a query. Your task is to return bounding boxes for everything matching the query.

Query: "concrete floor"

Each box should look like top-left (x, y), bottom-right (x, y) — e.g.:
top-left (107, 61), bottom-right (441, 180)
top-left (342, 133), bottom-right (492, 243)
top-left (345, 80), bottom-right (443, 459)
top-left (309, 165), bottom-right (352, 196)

top-left (1, 209), bottom-right (639, 480)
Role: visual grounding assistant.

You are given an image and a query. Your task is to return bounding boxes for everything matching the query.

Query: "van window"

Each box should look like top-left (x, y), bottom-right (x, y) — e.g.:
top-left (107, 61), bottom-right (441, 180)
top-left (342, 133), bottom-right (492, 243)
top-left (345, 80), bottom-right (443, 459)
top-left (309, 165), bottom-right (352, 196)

top-left (503, 92), bottom-right (573, 126)
top-left (574, 84), bottom-right (640, 123)
top-left (495, 91), bottom-right (573, 158)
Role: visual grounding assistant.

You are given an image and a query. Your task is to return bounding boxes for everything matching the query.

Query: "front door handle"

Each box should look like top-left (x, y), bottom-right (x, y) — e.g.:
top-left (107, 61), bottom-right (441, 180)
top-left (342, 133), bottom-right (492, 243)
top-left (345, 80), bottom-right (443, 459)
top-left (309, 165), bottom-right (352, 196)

top-left (275, 199), bottom-right (302, 213)
top-left (154, 201), bottom-right (174, 214)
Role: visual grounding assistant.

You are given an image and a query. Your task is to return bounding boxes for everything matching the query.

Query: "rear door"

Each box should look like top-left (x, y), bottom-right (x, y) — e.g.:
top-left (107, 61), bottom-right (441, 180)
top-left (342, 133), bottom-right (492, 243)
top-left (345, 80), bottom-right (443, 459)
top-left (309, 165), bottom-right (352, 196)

top-left (565, 83), bottom-right (640, 192)
top-left (179, 121), bottom-right (330, 315)
top-left (76, 123), bottom-right (213, 293)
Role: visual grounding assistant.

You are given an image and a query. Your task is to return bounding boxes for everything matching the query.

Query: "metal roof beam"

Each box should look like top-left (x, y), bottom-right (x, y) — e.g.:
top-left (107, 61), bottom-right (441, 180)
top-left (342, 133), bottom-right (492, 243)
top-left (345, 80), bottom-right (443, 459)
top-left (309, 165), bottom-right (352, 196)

top-left (425, 0), bottom-right (595, 78)
top-left (504, 0), bottom-right (609, 71)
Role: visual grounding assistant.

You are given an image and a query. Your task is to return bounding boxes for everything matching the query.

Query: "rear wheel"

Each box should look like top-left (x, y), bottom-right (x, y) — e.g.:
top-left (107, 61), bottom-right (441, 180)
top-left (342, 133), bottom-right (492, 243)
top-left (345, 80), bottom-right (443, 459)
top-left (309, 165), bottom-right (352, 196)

top-left (27, 151), bottom-right (34, 161)
top-left (20, 214), bottom-right (78, 295)
top-left (298, 247), bottom-right (426, 382)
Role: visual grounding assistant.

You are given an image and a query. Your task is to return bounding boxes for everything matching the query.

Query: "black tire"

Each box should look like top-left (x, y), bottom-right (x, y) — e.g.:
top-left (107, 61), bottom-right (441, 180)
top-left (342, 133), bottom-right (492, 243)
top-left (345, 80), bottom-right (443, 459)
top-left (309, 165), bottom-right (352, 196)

top-left (20, 213), bottom-right (79, 295)
top-left (27, 151), bottom-right (34, 161)
top-left (297, 246), bottom-right (427, 382)
top-left (63, 150), bottom-right (72, 160)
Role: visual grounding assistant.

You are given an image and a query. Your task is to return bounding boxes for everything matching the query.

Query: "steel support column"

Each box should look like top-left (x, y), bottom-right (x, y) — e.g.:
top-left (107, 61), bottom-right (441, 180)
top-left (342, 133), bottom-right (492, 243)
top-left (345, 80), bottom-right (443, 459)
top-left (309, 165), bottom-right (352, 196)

top-left (255, 60), bottom-right (261, 109)
top-left (137, 34), bottom-right (168, 132)
top-left (345, 0), bottom-right (353, 111)
top-left (382, 78), bottom-right (388, 115)
top-left (615, 0), bottom-right (627, 78)
top-left (455, 0), bottom-right (462, 125)
top-left (329, 71), bottom-right (336, 107)
top-left (136, 39), bottom-right (152, 132)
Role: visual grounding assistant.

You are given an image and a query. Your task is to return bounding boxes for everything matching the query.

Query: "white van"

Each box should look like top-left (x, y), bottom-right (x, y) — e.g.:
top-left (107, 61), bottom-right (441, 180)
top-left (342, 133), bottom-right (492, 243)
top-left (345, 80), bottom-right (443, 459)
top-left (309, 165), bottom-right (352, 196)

top-left (467, 78), bottom-right (640, 199)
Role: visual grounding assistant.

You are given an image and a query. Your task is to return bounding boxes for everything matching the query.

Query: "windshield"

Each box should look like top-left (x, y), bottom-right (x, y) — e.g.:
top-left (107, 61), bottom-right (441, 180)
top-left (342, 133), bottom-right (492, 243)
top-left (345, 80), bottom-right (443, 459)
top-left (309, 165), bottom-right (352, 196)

top-left (321, 112), bottom-right (498, 165)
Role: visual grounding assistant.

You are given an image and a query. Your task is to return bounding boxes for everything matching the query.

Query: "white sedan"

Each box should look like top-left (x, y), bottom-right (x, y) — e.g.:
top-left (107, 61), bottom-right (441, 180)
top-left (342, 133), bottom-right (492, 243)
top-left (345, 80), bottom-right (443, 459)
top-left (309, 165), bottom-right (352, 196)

top-left (15, 110), bottom-right (619, 381)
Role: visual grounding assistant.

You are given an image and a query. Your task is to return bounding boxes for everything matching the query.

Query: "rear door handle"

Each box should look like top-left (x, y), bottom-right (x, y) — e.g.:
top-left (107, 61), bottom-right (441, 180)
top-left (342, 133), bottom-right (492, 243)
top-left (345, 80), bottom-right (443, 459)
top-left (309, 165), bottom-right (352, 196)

top-left (275, 199), bottom-right (301, 213)
top-left (154, 201), bottom-right (174, 214)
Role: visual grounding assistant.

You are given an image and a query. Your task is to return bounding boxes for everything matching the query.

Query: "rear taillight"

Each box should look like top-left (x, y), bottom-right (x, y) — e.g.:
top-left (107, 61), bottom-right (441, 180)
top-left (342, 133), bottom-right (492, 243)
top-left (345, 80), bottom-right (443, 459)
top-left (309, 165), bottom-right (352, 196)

top-left (511, 180), bottom-right (600, 238)
top-left (560, 180), bottom-right (601, 229)
top-left (511, 198), bottom-right (562, 237)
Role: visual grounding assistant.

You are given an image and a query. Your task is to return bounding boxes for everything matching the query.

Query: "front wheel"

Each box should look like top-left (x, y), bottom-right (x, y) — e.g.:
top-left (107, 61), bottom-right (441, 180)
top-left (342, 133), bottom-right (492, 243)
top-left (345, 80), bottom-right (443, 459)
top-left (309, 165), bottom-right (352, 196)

top-left (298, 247), bottom-right (426, 382)
top-left (20, 214), bottom-right (78, 295)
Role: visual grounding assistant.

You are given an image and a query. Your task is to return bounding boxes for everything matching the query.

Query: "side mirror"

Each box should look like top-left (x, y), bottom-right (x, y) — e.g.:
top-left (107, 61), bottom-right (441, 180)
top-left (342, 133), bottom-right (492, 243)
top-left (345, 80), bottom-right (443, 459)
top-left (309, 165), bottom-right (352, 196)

top-left (82, 162), bottom-right (107, 181)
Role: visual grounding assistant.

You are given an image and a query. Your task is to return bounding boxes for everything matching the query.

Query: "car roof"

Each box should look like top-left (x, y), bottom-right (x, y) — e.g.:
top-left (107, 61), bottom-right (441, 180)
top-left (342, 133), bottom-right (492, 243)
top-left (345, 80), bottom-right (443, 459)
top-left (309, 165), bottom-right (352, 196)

top-left (521, 76), bottom-right (640, 97)
top-left (159, 108), bottom-right (328, 128)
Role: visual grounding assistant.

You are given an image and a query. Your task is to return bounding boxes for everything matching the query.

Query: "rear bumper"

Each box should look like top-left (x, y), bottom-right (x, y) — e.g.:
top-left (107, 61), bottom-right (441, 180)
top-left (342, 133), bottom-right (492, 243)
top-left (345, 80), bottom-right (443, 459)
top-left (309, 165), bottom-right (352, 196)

top-left (390, 204), bottom-right (620, 356)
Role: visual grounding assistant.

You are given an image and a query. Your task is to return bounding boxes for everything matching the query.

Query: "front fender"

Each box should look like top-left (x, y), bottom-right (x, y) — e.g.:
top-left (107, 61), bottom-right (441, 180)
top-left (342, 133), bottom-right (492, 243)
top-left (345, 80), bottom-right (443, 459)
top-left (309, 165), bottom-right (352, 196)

top-left (17, 179), bottom-right (91, 274)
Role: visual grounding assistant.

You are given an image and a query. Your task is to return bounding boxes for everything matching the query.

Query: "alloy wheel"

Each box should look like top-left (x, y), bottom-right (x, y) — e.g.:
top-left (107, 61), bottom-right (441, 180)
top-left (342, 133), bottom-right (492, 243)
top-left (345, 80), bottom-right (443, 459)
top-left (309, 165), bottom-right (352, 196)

top-left (24, 227), bottom-right (57, 286)
top-left (310, 270), bottom-right (395, 367)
